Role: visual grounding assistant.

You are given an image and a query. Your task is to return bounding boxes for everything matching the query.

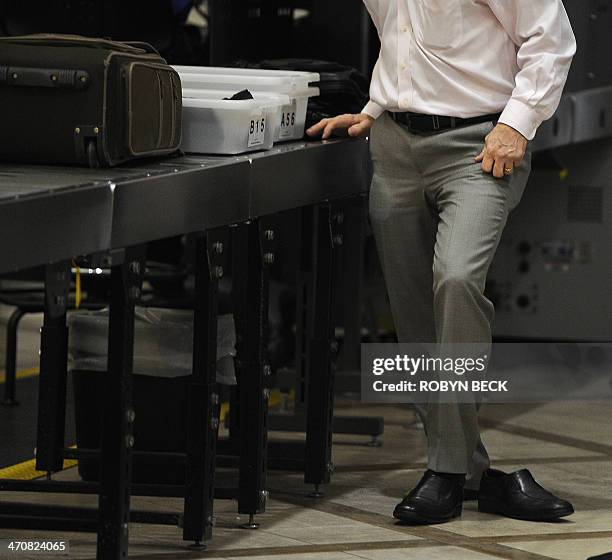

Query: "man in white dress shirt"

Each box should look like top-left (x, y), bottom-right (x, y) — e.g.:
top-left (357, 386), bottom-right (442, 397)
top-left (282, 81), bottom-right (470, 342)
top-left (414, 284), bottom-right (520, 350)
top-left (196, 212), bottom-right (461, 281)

top-left (308, 0), bottom-right (577, 524)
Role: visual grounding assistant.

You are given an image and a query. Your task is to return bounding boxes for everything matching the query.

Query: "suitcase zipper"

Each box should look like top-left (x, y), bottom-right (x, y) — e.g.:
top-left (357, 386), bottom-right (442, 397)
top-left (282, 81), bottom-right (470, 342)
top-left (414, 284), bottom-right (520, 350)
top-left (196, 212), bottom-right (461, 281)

top-left (171, 74), bottom-right (181, 147)
top-left (155, 71), bottom-right (164, 150)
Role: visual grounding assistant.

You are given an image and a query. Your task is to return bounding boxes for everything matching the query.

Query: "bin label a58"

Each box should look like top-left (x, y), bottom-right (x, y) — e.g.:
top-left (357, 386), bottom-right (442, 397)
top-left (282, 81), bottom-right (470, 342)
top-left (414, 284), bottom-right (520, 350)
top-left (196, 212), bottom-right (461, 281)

top-left (248, 112), bottom-right (266, 148)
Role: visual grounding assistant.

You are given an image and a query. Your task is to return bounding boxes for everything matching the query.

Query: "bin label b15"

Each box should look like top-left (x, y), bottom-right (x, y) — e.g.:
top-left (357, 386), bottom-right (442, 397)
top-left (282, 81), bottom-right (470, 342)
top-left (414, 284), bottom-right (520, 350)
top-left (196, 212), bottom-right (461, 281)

top-left (248, 111), bottom-right (266, 148)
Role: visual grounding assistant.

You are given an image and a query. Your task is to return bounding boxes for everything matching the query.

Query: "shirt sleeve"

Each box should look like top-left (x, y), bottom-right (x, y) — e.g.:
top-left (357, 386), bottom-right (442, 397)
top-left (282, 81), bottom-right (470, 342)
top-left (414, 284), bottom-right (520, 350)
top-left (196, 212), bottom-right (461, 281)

top-left (361, 0), bottom-right (385, 119)
top-left (362, 100), bottom-right (385, 120)
top-left (486, 0), bottom-right (576, 140)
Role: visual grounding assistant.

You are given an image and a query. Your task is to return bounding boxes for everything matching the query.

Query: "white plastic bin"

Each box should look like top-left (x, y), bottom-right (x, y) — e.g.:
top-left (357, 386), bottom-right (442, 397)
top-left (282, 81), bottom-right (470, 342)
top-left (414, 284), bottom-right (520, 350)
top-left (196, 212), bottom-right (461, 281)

top-left (177, 71), bottom-right (311, 95)
top-left (173, 65), bottom-right (320, 87)
top-left (175, 67), bottom-right (320, 142)
top-left (182, 87), bottom-right (318, 143)
top-left (181, 93), bottom-right (283, 155)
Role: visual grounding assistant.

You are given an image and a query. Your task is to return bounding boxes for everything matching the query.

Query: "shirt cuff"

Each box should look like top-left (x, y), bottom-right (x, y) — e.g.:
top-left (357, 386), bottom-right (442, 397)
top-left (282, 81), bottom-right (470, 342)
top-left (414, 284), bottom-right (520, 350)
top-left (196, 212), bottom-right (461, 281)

top-left (498, 98), bottom-right (542, 141)
top-left (362, 100), bottom-right (385, 120)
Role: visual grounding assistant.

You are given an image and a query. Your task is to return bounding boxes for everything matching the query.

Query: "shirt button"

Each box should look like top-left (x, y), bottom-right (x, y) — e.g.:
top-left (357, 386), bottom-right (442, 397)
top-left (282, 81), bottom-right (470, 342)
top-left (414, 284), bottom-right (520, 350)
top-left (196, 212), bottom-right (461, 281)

top-left (400, 64), bottom-right (407, 71)
top-left (402, 26), bottom-right (409, 33)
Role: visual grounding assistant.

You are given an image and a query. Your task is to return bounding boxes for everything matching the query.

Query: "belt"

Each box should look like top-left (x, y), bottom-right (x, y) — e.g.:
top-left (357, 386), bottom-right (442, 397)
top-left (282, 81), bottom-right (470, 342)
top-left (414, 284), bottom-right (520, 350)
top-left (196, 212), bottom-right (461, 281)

top-left (389, 111), bottom-right (501, 133)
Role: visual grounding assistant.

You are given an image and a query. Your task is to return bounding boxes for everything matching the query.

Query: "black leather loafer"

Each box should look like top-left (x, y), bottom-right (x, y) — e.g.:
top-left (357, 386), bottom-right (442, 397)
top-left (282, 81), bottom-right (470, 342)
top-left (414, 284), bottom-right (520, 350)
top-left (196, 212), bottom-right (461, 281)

top-left (478, 468), bottom-right (574, 521)
top-left (393, 470), bottom-right (464, 525)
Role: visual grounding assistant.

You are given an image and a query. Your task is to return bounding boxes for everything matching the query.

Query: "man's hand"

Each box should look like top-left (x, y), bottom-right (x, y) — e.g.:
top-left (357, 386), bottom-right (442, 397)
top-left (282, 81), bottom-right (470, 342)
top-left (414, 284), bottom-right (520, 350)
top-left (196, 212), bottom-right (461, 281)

top-left (307, 114), bottom-right (375, 140)
top-left (475, 123), bottom-right (528, 178)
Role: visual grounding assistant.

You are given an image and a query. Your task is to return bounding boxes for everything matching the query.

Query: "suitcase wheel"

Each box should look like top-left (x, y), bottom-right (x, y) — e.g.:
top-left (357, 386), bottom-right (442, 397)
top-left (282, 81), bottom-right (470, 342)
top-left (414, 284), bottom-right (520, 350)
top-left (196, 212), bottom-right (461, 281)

top-left (86, 139), bottom-right (101, 169)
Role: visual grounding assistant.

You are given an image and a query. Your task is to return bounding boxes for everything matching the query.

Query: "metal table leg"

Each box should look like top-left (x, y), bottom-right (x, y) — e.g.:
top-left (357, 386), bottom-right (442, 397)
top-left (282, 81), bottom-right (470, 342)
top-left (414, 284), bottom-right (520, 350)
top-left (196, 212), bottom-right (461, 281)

top-left (182, 230), bottom-right (226, 548)
top-left (304, 204), bottom-right (342, 496)
top-left (2, 307), bottom-right (27, 406)
top-left (337, 195), bottom-right (366, 372)
top-left (96, 247), bottom-right (145, 560)
top-left (36, 262), bottom-right (71, 474)
top-left (232, 220), bottom-right (275, 528)
top-left (266, 196), bottom-right (383, 472)
top-left (335, 194), bottom-right (384, 446)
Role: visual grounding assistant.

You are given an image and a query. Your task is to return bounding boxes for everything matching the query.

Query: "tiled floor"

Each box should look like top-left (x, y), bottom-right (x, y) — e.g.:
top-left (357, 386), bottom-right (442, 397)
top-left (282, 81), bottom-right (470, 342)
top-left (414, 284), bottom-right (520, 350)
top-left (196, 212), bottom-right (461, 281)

top-left (1, 305), bottom-right (612, 559)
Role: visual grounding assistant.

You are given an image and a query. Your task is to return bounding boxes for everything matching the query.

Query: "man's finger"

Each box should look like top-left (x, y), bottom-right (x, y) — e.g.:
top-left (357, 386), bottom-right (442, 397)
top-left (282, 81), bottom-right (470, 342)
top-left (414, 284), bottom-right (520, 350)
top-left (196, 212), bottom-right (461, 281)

top-left (306, 119), bottom-right (330, 137)
top-left (493, 158), bottom-right (506, 178)
top-left (348, 121), bottom-right (369, 138)
top-left (322, 121), bottom-right (337, 140)
top-left (474, 147), bottom-right (485, 163)
top-left (481, 153), bottom-right (494, 174)
top-left (306, 121), bottom-right (325, 136)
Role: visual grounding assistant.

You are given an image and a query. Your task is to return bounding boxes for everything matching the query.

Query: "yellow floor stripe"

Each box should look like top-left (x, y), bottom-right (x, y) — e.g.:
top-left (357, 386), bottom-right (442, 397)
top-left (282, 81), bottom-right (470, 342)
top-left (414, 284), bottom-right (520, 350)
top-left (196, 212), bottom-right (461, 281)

top-left (0, 457), bottom-right (78, 481)
top-left (220, 401), bottom-right (230, 424)
top-left (0, 366), bottom-right (71, 480)
top-left (269, 389), bottom-right (283, 408)
top-left (0, 366), bottom-right (40, 384)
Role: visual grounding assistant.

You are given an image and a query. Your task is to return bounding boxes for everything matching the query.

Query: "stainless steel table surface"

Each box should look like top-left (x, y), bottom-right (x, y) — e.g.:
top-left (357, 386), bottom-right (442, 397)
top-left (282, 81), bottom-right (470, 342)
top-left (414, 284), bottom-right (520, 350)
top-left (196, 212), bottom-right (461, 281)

top-left (249, 139), bottom-right (370, 217)
top-left (0, 165), bottom-right (114, 274)
top-left (0, 139), bottom-right (370, 273)
top-left (0, 155), bottom-right (252, 272)
top-left (107, 155), bottom-right (251, 249)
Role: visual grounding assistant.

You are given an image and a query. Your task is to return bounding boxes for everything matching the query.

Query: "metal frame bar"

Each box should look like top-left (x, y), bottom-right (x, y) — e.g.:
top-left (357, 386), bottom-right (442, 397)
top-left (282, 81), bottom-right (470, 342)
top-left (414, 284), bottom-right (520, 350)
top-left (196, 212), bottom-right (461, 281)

top-left (96, 246), bottom-right (145, 559)
top-left (35, 262), bottom-right (71, 473)
top-left (337, 195), bottom-right (367, 371)
top-left (230, 219), bottom-right (276, 523)
top-left (2, 306), bottom-right (26, 405)
top-left (331, 195), bottom-right (384, 445)
top-left (0, 479), bottom-right (181, 497)
top-left (267, 195), bottom-right (383, 474)
top-left (0, 478), bottom-right (237, 502)
top-left (0, 503), bottom-right (180, 526)
top-left (262, 202), bottom-right (343, 488)
top-left (182, 230), bottom-right (225, 546)
top-left (303, 203), bottom-right (341, 490)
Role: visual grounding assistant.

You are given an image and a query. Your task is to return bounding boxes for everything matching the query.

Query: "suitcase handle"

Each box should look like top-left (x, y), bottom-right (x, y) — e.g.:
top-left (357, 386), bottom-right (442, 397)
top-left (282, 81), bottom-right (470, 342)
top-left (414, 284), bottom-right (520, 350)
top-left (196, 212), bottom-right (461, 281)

top-left (121, 41), bottom-right (161, 56)
top-left (0, 66), bottom-right (90, 90)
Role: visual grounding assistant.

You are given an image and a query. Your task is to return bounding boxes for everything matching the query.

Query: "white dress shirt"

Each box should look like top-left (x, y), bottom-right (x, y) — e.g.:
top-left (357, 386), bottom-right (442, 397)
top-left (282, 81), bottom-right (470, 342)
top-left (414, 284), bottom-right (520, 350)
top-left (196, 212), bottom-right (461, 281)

top-left (361, 0), bottom-right (576, 140)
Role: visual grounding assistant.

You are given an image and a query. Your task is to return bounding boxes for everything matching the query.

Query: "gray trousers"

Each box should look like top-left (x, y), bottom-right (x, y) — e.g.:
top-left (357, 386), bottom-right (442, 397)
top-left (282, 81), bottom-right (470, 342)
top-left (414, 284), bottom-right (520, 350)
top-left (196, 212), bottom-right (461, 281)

top-left (369, 113), bottom-right (531, 487)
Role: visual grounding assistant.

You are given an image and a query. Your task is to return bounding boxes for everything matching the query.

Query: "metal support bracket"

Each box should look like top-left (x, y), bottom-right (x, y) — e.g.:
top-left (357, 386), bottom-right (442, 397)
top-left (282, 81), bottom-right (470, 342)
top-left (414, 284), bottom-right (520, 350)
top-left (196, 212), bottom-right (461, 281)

top-left (304, 203), bottom-right (342, 488)
top-left (96, 245), bottom-right (145, 560)
top-left (35, 261), bottom-right (71, 473)
top-left (231, 217), bottom-right (278, 518)
top-left (182, 229), bottom-right (227, 545)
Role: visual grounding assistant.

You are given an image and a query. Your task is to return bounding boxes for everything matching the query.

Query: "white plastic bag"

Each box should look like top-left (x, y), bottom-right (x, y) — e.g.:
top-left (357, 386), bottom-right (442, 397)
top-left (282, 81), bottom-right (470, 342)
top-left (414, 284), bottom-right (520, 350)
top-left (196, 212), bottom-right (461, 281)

top-left (68, 307), bottom-right (237, 385)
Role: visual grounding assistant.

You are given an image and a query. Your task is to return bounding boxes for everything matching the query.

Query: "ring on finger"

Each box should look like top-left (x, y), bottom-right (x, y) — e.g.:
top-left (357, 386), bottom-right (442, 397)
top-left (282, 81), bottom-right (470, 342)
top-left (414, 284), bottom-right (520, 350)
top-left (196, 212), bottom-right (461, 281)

top-left (504, 165), bottom-right (514, 176)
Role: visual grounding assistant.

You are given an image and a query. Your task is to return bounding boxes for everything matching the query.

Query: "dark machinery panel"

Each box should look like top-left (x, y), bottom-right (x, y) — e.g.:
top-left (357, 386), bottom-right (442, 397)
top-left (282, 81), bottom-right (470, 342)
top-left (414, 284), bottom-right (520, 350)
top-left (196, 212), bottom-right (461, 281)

top-left (489, 140), bottom-right (612, 341)
top-left (209, 0), bottom-right (296, 65)
top-left (563, 0), bottom-right (612, 91)
top-left (0, 1), bottom-right (176, 41)
top-left (208, 0), bottom-right (377, 74)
